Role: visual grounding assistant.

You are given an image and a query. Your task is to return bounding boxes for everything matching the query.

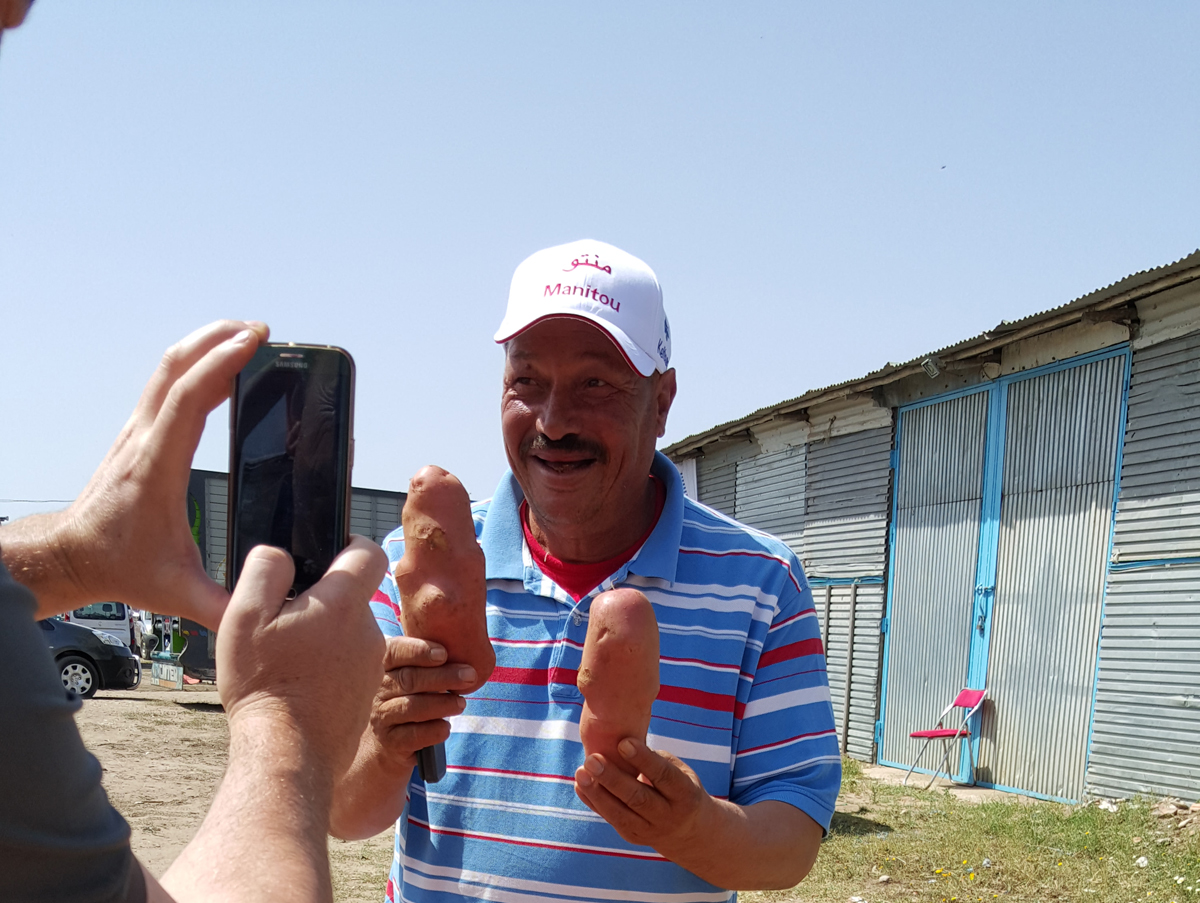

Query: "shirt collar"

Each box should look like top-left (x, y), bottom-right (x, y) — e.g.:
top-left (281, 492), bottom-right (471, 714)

top-left (481, 450), bottom-right (683, 585)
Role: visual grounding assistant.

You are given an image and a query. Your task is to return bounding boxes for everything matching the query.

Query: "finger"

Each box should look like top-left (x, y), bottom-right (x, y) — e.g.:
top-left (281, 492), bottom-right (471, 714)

top-left (139, 320), bottom-right (269, 423)
top-left (574, 767), bottom-right (651, 838)
top-left (383, 662), bottom-right (478, 698)
top-left (181, 576), bottom-right (231, 633)
top-left (285, 535), bottom-right (387, 616)
top-left (617, 738), bottom-right (697, 800)
top-left (149, 327), bottom-right (267, 468)
top-left (382, 635), bottom-right (448, 671)
top-left (226, 545), bottom-right (295, 628)
top-left (374, 692), bottom-right (465, 731)
top-left (379, 719), bottom-right (452, 756)
top-left (583, 752), bottom-right (669, 820)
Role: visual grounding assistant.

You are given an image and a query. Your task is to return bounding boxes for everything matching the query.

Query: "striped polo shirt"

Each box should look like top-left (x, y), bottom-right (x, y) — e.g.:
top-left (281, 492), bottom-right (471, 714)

top-left (370, 451), bottom-right (840, 903)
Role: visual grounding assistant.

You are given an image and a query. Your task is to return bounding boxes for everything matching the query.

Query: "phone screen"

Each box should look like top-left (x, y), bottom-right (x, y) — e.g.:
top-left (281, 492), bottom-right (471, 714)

top-left (228, 344), bottom-right (354, 594)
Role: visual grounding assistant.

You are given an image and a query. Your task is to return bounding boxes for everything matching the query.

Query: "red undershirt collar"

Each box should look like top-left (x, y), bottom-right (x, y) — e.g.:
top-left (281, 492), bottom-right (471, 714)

top-left (520, 476), bottom-right (666, 602)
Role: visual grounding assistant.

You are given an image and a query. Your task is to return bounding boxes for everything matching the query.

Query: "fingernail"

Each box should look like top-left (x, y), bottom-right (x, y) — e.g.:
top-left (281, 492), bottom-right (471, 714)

top-left (232, 328), bottom-right (256, 344)
top-left (619, 739), bottom-right (636, 759)
top-left (577, 770), bottom-right (593, 787)
top-left (584, 756), bottom-right (604, 776)
top-left (428, 644), bottom-right (447, 663)
top-left (456, 695), bottom-right (467, 711)
top-left (457, 666), bottom-right (477, 683)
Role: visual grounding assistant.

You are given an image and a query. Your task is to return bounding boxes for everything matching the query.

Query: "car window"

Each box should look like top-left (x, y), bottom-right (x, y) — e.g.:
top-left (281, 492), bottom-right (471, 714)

top-left (71, 602), bottom-right (126, 621)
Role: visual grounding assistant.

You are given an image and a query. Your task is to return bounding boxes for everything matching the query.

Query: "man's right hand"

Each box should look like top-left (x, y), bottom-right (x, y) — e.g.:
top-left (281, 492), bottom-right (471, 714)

top-left (330, 634), bottom-right (479, 840)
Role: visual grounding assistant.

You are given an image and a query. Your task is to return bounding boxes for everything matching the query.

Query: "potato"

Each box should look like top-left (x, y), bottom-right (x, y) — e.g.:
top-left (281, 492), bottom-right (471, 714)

top-left (577, 588), bottom-right (660, 776)
top-left (392, 466), bottom-right (495, 694)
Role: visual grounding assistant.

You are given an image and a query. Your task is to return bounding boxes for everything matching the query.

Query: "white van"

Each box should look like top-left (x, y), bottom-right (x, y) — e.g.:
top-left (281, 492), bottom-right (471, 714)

top-left (63, 601), bottom-right (133, 648)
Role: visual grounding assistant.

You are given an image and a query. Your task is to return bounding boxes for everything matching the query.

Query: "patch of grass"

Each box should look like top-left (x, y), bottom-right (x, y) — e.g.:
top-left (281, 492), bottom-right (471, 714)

top-left (744, 759), bottom-right (1200, 903)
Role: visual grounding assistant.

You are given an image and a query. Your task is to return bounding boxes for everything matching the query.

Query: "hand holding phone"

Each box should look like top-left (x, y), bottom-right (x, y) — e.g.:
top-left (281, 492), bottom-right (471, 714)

top-left (228, 344), bottom-right (355, 596)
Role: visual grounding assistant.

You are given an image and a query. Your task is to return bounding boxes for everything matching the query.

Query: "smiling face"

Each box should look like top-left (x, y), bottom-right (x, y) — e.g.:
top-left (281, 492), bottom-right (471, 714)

top-left (501, 317), bottom-right (676, 561)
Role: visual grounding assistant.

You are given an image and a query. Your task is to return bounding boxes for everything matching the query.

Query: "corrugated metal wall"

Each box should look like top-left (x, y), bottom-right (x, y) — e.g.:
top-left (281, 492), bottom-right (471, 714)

top-left (1109, 330), bottom-right (1200, 562)
top-left (1088, 329), bottom-right (1200, 799)
top-left (735, 445), bottom-right (806, 553)
top-left (696, 440), bottom-right (755, 517)
top-left (350, 490), bottom-right (405, 544)
top-left (819, 582), bottom-right (888, 760)
top-left (802, 428), bottom-right (892, 578)
top-left (204, 475), bottom-right (229, 584)
top-left (803, 425), bottom-right (893, 760)
top-left (881, 392), bottom-right (988, 767)
top-left (979, 356), bottom-right (1124, 799)
top-left (1089, 564), bottom-right (1200, 798)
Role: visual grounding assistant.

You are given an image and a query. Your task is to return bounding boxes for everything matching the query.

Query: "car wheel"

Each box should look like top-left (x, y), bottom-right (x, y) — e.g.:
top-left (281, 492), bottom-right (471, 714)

top-left (129, 658), bottom-right (142, 690)
top-left (59, 656), bottom-right (99, 699)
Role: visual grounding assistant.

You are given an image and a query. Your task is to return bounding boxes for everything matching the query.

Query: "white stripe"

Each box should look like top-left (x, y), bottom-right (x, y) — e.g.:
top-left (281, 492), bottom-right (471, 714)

top-left (447, 716), bottom-right (731, 766)
top-left (741, 685), bottom-right (832, 719)
top-left (731, 753), bottom-right (843, 786)
top-left (659, 656), bottom-right (741, 676)
top-left (646, 731), bottom-right (733, 765)
top-left (415, 787), bottom-right (605, 824)
top-left (409, 816), bottom-right (665, 861)
top-left (399, 853), bottom-right (731, 903)
top-left (450, 714), bottom-right (581, 743)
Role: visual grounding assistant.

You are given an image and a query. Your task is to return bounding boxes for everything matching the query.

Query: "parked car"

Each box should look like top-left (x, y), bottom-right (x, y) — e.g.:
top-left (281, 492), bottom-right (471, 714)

top-left (38, 617), bottom-right (141, 698)
top-left (61, 601), bottom-right (134, 648)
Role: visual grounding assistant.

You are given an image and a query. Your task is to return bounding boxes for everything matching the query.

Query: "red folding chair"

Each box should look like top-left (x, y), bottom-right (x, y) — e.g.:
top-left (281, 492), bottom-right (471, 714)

top-left (902, 688), bottom-right (986, 789)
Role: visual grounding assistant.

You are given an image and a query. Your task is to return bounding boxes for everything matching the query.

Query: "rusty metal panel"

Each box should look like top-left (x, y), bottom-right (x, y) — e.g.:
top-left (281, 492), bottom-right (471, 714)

top-left (881, 392), bottom-right (988, 768)
top-left (979, 355), bottom-right (1124, 800)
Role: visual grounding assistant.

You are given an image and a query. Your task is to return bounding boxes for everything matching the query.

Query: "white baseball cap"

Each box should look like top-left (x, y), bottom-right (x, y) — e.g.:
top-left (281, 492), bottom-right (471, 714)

top-left (494, 239), bottom-right (672, 377)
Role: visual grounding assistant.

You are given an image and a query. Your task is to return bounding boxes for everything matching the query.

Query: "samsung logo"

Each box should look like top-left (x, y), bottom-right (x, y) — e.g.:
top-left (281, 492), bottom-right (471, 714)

top-left (274, 360), bottom-right (309, 369)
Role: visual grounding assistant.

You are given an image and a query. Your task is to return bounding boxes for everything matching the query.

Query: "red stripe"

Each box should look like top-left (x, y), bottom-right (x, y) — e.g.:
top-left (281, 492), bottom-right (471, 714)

top-left (386, 878), bottom-right (395, 902)
top-left (759, 638), bottom-right (824, 669)
top-left (738, 727), bottom-right (837, 755)
top-left (408, 817), bottom-right (665, 861)
top-left (679, 547), bottom-right (805, 594)
top-left (656, 684), bottom-right (736, 714)
top-left (487, 666), bottom-right (579, 687)
top-left (370, 589), bottom-right (402, 619)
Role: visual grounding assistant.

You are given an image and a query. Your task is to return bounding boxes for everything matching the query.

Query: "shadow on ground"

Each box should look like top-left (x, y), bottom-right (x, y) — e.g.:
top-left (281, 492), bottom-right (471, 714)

top-left (828, 812), bottom-right (891, 837)
top-left (174, 701), bottom-right (225, 713)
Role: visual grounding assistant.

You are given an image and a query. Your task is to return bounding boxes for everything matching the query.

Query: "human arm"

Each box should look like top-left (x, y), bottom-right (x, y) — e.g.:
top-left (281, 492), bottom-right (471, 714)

top-left (575, 739), bottom-right (823, 889)
top-left (575, 554), bottom-right (839, 889)
top-left (329, 634), bottom-right (476, 840)
top-left (0, 319), bottom-right (268, 628)
top-left (158, 536), bottom-right (387, 903)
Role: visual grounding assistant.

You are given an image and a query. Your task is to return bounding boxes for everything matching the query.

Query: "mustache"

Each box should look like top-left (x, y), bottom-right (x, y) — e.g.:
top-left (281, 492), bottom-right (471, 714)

top-left (522, 433), bottom-right (608, 464)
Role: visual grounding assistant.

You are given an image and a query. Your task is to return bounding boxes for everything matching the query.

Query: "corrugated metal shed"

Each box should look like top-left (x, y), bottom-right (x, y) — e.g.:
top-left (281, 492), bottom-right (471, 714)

top-left (1110, 330), bottom-right (1200, 563)
top-left (665, 250), bottom-right (1200, 460)
top-left (1088, 564), bottom-right (1200, 799)
top-left (802, 426), bottom-right (892, 578)
top-left (880, 392), bottom-right (988, 769)
top-left (1088, 326), bottom-right (1200, 800)
top-left (977, 355), bottom-right (1124, 800)
top-left (734, 445), bottom-right (806, 554)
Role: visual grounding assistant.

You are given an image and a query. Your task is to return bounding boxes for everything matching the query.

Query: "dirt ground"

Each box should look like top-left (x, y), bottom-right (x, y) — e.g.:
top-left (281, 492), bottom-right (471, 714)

top-left (75, 684), bottom-right (394, 903)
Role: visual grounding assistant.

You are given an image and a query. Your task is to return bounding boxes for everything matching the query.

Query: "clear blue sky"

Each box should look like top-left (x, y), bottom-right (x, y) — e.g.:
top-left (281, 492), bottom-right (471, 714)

top-left (2, 2), bottom-right (1197, 521)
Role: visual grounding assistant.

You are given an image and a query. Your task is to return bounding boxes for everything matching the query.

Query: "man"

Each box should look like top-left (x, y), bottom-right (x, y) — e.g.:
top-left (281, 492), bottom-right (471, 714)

top-left (0, 319), bottom-right (387, 902)
top-left (332, 240), bottom-right (841, 901)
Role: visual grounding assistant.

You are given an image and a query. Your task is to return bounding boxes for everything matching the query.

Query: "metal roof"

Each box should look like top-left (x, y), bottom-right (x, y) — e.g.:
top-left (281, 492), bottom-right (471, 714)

top-left (665, 249), bottom-right (1200, 457)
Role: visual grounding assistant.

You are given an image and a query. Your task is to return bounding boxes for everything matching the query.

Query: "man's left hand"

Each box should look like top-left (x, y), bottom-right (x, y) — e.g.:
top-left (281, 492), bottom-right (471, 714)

top-left (573, 737), bottom-right (715, 855)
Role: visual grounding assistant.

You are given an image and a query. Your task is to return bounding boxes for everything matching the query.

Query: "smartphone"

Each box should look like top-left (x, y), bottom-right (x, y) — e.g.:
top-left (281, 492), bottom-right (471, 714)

top-left (227, 343), bottom-right (355, 596)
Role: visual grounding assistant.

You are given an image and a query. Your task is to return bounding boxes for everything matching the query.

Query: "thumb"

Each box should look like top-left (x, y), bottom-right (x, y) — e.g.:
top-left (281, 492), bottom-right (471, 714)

top-left (226, 545), bottom-right (295, 628)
